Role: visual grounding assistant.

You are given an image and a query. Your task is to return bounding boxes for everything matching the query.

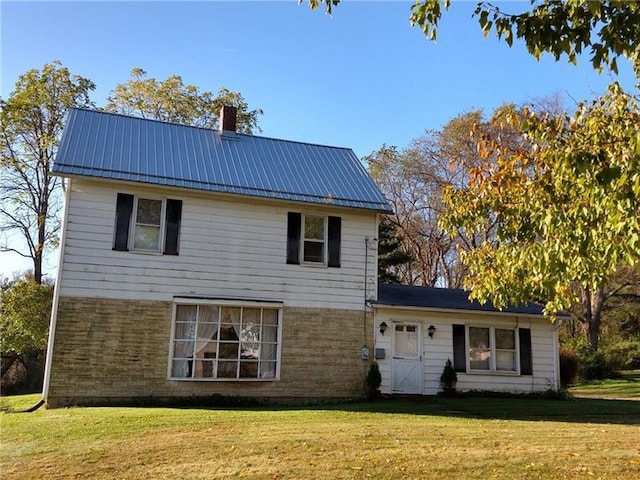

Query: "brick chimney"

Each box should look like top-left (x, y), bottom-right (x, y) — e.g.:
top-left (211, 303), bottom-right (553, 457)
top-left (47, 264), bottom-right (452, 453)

top-left (220, 105), bottom-right (237, 133)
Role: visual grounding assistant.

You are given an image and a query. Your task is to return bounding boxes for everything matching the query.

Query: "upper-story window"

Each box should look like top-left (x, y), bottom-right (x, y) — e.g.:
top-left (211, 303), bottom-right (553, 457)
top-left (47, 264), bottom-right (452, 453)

top-left (286, 212), bottom-right (341, 267)
top-left (133, 197), bottom-right (164, 252)
top-left (302, 214), bottom-right (326, 263)
top-left (113, 193), bottom-right (182, 255)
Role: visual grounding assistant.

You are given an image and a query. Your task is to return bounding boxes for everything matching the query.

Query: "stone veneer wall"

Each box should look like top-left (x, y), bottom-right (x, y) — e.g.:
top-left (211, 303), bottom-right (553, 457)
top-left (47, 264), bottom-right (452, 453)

top-left (46, 297), bottom-right (374, 407)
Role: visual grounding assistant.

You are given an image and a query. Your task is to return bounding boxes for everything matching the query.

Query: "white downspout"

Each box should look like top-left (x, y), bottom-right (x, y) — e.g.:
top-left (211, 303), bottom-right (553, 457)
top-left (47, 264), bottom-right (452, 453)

top-left (42, 178), bottom-right (72, 405)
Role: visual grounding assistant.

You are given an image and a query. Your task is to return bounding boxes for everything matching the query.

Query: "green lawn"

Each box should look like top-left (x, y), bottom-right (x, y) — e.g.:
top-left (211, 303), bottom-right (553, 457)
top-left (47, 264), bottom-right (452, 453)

top-left (2, 394), bottom-right (640, 480)
top-left (569, 370), bottom-right (640, 399)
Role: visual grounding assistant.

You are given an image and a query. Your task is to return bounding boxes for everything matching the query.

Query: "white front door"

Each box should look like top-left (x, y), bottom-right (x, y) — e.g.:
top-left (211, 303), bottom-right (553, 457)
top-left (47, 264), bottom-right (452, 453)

top-left (392, 323), bottom-right (422, 394)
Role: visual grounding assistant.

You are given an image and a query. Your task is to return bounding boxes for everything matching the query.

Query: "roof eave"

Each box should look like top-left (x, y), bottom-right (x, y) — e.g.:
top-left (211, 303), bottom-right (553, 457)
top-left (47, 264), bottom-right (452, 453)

top-left (372, 302), bottom-right (549, 318)
top-left (52, 170), bottom-right (393, 214)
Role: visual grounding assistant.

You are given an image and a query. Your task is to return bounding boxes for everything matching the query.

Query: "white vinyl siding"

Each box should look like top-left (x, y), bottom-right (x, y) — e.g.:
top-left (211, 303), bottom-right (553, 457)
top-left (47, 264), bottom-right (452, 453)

top-left (57, 179), bottom-right (378, 310)
top-left (373, 308), bottom-right (558, 395)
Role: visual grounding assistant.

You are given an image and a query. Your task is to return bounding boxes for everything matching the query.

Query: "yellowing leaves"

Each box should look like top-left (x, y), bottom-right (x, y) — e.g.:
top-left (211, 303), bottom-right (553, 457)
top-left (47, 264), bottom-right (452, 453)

top-left (440, 83), bottom-right (640, 319)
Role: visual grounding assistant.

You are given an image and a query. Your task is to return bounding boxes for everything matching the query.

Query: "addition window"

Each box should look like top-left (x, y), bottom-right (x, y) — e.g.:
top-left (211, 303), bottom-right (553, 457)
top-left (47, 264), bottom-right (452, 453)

top-left (452, 324), bottom-right (532, 375)
top-left (113, 193), bottom-right (182, 255)
top-left (169, 300), bottom-right (282, 381)
top-left (468, 326), bottom-right (517, 373)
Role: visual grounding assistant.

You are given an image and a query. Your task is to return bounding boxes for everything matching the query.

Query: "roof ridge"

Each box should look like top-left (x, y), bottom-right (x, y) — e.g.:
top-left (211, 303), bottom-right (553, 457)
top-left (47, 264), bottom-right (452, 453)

top-left (69, 107), bottom-right (355, 152)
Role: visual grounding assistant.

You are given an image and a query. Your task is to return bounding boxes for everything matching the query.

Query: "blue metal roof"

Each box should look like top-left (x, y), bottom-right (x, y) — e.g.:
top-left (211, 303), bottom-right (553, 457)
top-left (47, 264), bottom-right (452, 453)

top-left (53, 108), bottom-right (392, 213)
top-left (376, 284), bottom-right (546, 315)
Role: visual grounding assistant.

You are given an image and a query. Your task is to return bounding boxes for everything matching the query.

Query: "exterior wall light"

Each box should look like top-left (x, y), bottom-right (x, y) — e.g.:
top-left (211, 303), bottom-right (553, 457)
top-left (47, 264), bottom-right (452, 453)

top-left (379, 322), bottom-right (388, 335)
top-left (428, 325), bottom-right (437, 338)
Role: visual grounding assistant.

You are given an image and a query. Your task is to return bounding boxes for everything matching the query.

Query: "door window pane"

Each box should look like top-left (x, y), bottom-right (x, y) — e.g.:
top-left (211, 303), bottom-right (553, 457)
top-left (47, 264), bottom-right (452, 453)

top-left (394, 325), bottom-right (418, 357)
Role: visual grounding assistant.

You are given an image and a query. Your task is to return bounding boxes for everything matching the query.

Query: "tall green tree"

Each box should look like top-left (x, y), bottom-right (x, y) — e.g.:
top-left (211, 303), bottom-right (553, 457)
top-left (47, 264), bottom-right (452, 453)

top-left (377, 217), bottom-right (414, 284)
top-left (105, 68), bottom-right (263, 134)
top-left (0, 61), bottom-right (95, 284)
top-left (440, 84), bottom-right (640, 351)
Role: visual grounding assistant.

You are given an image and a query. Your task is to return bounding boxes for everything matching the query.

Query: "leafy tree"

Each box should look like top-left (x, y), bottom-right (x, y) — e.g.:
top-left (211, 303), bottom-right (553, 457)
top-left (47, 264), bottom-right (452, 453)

top-left (0, 61), bottom-right (95, 284)
top-left (366, 111), bottom-right (499, 288)
top-left (0, 274), bottom-right (53, 393)
top-left (306, 0), bottom-right (640, 76)
top-left (105, 68), bottom-right (263, 134)
top-left (440, 83), bottom-right (640, 351)
top-left (307, 0), bottom-right (639, 352)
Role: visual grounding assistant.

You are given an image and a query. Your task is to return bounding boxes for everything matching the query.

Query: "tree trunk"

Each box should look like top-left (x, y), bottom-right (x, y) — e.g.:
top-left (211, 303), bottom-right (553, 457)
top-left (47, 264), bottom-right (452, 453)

top-left (581, 286), bottom-right (605, 351)
top-left (33, 250), bottom-right (43, 285)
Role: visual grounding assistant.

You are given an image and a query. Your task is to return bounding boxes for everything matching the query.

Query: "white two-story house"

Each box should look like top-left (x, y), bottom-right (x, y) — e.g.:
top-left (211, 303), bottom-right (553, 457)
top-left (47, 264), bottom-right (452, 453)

top-left (43, 107), bottom-right (559, 407)
top-left (43, 107), bottom-right (391, 407)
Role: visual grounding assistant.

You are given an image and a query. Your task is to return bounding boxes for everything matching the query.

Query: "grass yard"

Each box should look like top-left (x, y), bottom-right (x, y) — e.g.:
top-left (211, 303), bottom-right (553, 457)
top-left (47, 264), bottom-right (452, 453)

top-left (569, 370), bottom-right (640, 400)
top-left (2, 394), bottom-right (640, 480)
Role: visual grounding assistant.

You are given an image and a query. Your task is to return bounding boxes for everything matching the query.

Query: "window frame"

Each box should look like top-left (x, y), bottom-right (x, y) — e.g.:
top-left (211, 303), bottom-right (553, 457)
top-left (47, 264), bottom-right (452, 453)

top-left (301, 213), bottom-right (327, 266)
top-left (168, 298), bottom-right (283, 382)
top-left (130, 195), bottom-right (166, 254)
top-left (465, 325), bottom-right (520, 375)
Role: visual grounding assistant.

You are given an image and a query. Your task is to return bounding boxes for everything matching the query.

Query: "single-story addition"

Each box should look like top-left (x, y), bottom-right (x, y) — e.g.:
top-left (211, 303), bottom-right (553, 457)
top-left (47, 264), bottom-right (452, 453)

top-left (43, 107), bottom-right (559, 407)
top-left (373, 284), bottom-right (560, 395)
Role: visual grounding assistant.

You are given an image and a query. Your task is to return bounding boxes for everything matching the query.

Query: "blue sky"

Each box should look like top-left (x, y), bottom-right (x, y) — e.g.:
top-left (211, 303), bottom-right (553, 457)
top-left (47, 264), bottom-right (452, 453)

top-left (1, 0), bottom-right (637, 279)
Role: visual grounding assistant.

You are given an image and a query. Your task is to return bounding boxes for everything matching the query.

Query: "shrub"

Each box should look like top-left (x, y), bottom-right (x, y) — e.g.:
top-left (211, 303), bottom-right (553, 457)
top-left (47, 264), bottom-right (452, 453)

top-left (559, 347), bottom-right (579, 386)
top-left (578, 350), bottom-right (622, 380)
top-left (602, 340), bottom-right (640, 369)
top-left (439, 358), bottom-right (457, 396)
top-left (366, 362), bottom-right (382, 398)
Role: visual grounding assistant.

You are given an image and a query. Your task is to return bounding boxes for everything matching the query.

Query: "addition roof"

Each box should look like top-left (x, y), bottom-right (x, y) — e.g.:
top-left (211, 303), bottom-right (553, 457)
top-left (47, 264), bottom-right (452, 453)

top-left (53, 108), bottom-right (392, 213)
top-left (376, 284), bottom-right (546, 316)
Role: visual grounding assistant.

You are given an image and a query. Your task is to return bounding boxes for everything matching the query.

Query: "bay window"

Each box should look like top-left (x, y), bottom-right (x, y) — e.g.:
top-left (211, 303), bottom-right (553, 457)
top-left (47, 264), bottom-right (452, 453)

top-left (170, 300), bottom-right (281, 381)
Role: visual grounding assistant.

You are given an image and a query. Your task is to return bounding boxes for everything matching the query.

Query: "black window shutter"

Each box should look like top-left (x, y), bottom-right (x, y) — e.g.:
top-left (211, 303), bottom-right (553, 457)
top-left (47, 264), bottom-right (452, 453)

top-left (286, 212), bottom-right (301, 264)
top-left (164, 199), bottom-right (182, 255)
top-left (519, 328), bottom-right (533, 375)
top-left (452, 324), bottom-right (466, 372)
top-left (113, 193), bottom-right (134, 251)
top-left (327, 216), bottom-right (341, 268)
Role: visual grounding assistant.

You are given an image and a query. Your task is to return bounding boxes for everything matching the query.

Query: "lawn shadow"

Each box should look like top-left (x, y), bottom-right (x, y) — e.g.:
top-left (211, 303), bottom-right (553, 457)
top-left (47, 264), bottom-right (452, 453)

top-left (312, 395), bottom-right (640, 426)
